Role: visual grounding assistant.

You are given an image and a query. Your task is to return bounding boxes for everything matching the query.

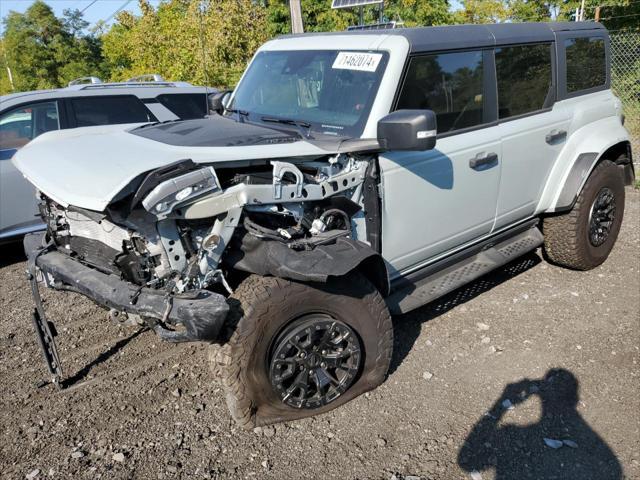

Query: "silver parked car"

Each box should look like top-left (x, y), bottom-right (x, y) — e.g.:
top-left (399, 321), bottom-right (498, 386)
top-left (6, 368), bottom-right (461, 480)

top-left (0, 75), bottom-right (216, 242)
top-left (13, 23), bottom-right (634, 428)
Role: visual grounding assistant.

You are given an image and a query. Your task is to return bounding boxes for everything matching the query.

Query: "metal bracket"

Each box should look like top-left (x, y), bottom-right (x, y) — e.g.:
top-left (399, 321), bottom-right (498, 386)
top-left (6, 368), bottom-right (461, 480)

top-left (271, 161), bottom-right (304, 200)
top-left (27, 269), bottom-right (63, 387)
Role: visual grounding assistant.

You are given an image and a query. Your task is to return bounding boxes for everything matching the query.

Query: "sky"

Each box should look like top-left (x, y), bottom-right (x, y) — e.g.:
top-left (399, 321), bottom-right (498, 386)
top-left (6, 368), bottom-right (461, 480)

top-left (0, 0), bottom-right (162, 34)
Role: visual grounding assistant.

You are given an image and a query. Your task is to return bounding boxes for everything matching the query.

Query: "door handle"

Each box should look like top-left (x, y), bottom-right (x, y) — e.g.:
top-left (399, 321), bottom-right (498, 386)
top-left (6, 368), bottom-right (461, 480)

top-left (545, 129), bottom-right (567, 144)
top-left (469, 152), bottom-right (498, 169)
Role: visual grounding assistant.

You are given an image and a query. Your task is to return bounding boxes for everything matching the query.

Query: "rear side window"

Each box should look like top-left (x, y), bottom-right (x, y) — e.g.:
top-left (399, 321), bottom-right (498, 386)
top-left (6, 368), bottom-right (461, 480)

top-left (496, 44), bottom-right (552, 119)
top-left (156, 93), bottom-right (207, 120)
top-left (565, 37), bottom-right (606, 93)
top-left (0, 101), bottom-right (59, 152)
top-left (70, 95), bottom-right (156, 127)
top-left (396, 50), bottom-right (485, 133)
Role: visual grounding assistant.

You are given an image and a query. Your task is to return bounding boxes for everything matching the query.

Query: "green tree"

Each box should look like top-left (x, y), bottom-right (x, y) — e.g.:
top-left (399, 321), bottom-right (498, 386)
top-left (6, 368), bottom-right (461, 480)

top-left (102, 0), bottom-right (268, 88)
top-left (263, 0), bottom-right (454, 35)
top-left (1, 1), bottom-right (105, 94)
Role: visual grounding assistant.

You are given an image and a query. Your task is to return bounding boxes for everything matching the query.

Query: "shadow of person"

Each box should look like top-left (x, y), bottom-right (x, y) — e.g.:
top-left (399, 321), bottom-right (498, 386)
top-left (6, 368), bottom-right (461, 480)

top-left (458, 369), bottom-right (622, 480)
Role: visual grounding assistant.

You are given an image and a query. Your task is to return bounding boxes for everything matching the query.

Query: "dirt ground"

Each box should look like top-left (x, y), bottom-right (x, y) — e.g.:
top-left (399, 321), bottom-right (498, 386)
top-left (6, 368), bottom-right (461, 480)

top-left (1, 189), bottom-right (638, 480)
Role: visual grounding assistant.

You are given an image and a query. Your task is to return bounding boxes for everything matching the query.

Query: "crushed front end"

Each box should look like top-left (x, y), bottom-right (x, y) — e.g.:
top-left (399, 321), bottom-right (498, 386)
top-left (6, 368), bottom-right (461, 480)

top-left (25, 151), bottom-right (380, 385)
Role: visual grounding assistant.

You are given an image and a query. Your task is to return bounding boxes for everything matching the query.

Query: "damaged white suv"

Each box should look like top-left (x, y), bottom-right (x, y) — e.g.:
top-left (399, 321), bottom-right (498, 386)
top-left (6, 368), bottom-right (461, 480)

top-left (15, 22), bottom-right (634, 428)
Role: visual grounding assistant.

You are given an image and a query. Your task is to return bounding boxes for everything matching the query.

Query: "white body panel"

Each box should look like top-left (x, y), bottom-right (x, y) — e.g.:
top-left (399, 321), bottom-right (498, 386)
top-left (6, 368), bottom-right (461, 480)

top-left (494, 104), bottom-right (571, 230)
top-left (0, 157), bottom-right (41, 237)
top-left (380, 127), bottom-right (502, 275)
top-left (537, 90), bottom-right (629, 213)
top-left (11, 124), bottom-right (331, 211)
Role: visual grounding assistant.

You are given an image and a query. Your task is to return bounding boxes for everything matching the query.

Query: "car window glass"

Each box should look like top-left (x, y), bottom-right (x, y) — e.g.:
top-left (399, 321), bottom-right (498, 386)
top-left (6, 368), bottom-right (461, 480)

top-left (229, 50), bottom-right (388, 137)
top-left (565, 37), bottom-right (606, 93)
top-left (496, 43), bottom-right (552, 119)
top-left (0, 101), bottom-right (59, 151)
top-left (70, 95), bottom-right (155, 127)
top-left (396, 50), bottom-right (484, 133)
top-left (156, 93), bottom-right (207, 120)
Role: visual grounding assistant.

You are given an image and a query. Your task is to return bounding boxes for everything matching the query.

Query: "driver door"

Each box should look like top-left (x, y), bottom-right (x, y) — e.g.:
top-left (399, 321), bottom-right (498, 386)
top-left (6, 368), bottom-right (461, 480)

top-left (379, 49), bottom-right (502, 275)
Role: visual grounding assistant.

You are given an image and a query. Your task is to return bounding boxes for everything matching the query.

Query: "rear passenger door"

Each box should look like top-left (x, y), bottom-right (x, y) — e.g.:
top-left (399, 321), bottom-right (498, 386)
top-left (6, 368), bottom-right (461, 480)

top-left (379, 49), bottom-right (502, 274)
top-left (493, 42), bottom-right (571, 229)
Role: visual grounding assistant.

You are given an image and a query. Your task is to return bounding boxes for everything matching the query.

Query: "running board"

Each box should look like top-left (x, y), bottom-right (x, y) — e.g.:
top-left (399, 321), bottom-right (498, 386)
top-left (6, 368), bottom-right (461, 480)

top-left (386, 226), bottom-right (544, 314)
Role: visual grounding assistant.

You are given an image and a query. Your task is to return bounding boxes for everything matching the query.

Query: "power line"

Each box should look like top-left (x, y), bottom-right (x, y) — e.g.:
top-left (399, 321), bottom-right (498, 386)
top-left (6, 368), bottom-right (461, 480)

top-left (102, 0), bottom-right (134, 24)
top-left (80, 0), bottom-right (99, 14)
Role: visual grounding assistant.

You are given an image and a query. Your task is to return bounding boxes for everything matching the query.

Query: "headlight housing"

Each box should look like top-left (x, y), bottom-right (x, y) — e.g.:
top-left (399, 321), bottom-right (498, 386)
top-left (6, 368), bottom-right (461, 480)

top-left (142, 166), bottom-right (219, 219)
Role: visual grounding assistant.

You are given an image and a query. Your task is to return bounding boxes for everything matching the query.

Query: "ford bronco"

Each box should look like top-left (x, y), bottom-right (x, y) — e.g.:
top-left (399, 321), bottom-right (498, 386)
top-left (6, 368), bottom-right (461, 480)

top-left (13, 22), bottom-right (634, 428)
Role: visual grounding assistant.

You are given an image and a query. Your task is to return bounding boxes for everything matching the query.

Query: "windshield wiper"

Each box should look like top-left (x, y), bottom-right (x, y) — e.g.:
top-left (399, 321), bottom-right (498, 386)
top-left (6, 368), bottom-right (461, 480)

top-left (225, 108), bottom-right (249, 123)
top-left (260, 116), bottom-right (313, 139)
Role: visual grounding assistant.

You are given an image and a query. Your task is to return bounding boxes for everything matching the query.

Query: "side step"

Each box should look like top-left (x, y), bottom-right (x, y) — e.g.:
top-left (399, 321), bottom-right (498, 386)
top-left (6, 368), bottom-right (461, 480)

top-left (386, 226), bottom-right (544, 314)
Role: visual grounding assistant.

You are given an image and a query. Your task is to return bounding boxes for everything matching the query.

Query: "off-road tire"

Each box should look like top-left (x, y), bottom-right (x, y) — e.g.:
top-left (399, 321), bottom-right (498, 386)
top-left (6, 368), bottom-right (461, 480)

top-left (543, 159), bottom-right (625, 270)
top-left (208, 273), bottom-right (393, 429)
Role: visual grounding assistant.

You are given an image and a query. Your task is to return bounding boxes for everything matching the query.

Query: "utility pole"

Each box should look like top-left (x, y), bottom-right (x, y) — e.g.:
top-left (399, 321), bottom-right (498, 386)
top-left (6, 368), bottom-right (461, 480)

top-left (289, 0), bottom-right (304, 34)
top-left (595, 6), bottom-right (601, 22)
top-left (3, 49), bottom-right (14, 91)
top-left (579, 0), bottom-right (586, 20)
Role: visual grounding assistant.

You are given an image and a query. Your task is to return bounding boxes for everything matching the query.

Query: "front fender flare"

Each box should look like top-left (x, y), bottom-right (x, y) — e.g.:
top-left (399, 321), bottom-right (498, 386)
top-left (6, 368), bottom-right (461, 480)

top-left (224, 234), bottom-right (390, 296)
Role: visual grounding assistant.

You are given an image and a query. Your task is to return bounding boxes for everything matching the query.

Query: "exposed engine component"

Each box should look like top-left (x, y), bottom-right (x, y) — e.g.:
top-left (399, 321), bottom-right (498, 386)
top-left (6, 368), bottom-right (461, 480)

top-left (39, 153), bottom-right (372, 299)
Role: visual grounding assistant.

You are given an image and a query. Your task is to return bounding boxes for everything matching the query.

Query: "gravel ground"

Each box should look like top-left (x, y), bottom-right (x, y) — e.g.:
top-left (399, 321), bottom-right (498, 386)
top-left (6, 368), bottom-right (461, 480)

top-left (1, 189), bottom-right (638, 480)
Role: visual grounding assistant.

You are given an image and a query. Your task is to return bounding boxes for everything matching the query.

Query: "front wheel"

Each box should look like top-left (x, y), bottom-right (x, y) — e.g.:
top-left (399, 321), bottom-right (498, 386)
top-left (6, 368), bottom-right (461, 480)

top-left (543, 159), bottom-right (625, 270)
top-left (209, 273), bottom-right (393, 429)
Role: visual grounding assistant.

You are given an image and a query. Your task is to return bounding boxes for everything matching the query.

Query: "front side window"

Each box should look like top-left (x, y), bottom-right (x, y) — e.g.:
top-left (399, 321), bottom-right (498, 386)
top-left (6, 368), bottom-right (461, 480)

top-left (496, 43), bottom-right (553, 119)
top-left (70, 95), bottom-right (155, 127)
top-left (156, 93), bottom-right (208, 120)
top-left (0, 101), bottom-right (59, 154)
top-left (396, 50), bottom-right (485, 133)
top-left (565, 37), bottom-right (606, 93)
top-left (228, 50), bottom-right (388, 137)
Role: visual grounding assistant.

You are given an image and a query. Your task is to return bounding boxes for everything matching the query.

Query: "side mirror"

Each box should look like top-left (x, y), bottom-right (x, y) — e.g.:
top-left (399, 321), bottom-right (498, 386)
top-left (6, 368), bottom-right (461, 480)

top-left (208, 89), bottom-right (233, 115)
top-left (377, 110), bottom-right (437, 151)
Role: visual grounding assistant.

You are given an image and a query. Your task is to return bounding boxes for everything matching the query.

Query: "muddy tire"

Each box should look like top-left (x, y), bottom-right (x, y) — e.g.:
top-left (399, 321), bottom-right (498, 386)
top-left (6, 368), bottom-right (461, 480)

top-left (543, 159), bottom-right (625, 270)
top-left (208, 273), bottom-right (393, 429)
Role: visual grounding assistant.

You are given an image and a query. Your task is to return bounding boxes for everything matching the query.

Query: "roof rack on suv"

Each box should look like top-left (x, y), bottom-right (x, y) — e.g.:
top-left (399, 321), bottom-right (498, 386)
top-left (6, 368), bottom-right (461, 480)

top-left (347, 21), bottom-right (400, 30)
top-left (127, 74), bottom-right (166, 82)
top-left (68, 76), bottom-right (103, 87)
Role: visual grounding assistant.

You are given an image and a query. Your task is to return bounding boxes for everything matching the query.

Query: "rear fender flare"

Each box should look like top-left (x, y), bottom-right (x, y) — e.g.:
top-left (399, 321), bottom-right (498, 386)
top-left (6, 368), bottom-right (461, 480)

top-left (538, 116), bottom-right (631, 213)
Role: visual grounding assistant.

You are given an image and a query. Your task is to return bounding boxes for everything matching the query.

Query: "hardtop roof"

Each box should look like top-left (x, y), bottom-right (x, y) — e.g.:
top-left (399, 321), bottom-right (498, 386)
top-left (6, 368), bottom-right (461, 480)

top-left (280, 21), bottom-right (607, 53)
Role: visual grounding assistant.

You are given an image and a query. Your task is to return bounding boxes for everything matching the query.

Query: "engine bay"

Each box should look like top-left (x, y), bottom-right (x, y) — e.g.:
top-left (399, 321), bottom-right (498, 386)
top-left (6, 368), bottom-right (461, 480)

top-left (39, 153), bottom-right (377, 299)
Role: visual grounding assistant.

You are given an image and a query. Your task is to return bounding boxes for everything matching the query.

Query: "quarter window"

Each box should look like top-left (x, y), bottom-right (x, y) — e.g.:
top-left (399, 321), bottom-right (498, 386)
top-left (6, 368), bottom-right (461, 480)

top-left (496, 43), bottom-right (553, 119)
top-left (70, 95), bottom-right (155, 127)
top-left (396, 50), bottom-right (485, 133)
top-left (565, 37), bottom-right (606, 93)
top-left (0, 101), bottom-right (59, 152)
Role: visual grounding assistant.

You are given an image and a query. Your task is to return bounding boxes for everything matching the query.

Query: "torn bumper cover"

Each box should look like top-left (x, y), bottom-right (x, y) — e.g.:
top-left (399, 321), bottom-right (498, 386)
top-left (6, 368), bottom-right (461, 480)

top-left (24, 232), bottom-right (229, 344)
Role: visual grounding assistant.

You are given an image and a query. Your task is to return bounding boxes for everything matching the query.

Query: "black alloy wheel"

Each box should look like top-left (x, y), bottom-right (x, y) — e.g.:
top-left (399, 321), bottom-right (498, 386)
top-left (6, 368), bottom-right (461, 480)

top-left (269, 315), bottom-right (362, 409)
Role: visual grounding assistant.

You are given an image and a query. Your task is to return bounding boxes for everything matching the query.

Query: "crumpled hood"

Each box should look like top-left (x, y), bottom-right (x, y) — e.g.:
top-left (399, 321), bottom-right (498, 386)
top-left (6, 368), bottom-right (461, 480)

top-left (12, 119), bottom-right (332, 212)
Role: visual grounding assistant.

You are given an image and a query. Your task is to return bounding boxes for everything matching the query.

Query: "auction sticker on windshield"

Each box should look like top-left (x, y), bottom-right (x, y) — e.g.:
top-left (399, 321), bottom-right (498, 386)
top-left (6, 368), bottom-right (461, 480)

top-left (332, 52), bottom-right (382, 72)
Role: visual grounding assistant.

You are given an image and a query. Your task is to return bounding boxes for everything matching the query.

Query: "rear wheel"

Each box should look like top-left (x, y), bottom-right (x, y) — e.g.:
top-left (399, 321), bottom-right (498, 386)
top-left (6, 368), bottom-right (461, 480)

top-left (543, 159), bottom-right (625, 270)
top-left (209, 273), bottom-right (393, 429)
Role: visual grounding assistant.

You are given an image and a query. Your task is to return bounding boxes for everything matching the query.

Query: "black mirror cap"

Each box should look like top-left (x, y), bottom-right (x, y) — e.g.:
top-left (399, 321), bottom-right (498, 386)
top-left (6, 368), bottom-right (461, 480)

top-left (208, 89), bottom-right (232, 115)
top-left (377, 109), bottom-right (437, 151)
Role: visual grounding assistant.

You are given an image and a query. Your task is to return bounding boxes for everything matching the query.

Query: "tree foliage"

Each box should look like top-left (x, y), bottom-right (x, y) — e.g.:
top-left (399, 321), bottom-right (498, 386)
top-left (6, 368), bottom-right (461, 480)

top-left (1, 0), bottom-right (105, 93)
top-left (1, 0), bottom-right (637, 96)
top-left (102, 0), bottom-right (268, 88)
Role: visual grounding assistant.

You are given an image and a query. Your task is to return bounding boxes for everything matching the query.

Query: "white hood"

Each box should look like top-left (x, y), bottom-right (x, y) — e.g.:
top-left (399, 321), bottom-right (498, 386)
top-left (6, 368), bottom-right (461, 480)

top-left (12, 123), bottom-right (330, 212)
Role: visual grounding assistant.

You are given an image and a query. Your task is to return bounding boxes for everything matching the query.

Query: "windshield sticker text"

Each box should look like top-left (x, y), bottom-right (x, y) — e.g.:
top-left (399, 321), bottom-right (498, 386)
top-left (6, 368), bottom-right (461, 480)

top-left (332, 52), bottom-right (382, 72)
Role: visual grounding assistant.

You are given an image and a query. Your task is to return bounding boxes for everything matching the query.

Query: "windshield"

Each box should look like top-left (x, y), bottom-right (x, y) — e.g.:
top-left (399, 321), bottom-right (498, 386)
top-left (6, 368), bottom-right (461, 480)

top-left (228, 50), bottom-right (388, 138)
